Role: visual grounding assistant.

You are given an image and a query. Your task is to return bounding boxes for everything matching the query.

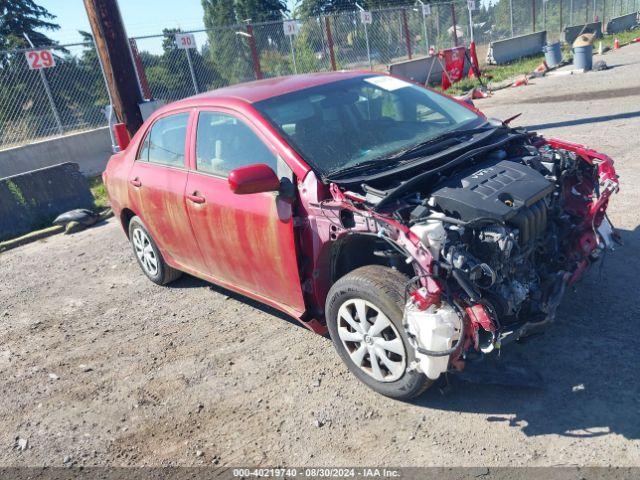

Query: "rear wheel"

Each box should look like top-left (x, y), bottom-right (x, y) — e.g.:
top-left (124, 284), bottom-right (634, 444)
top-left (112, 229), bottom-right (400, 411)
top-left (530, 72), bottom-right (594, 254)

top-left (128, 216), bottom-right (182, 285)
top-left (326, 265), bottom-right (433, 400)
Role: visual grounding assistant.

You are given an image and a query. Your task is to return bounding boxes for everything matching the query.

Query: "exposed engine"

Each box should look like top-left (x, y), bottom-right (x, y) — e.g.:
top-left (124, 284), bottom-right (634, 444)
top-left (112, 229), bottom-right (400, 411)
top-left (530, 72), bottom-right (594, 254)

top-left (412, 154), bottom-right (562, 324)
top-left (326, 131), bottom-right (619, 381)
top-left (402, 139), bottom-right (619, 377)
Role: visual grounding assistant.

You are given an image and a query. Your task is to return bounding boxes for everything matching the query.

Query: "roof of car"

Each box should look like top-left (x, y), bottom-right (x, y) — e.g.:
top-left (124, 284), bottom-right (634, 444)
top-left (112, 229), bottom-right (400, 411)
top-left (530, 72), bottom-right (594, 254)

top-left (186, 70), bottom-right (372, 104)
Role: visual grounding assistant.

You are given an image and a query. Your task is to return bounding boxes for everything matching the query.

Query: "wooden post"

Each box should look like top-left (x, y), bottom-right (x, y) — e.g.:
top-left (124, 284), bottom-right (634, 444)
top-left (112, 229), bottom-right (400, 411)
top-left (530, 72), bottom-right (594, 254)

top-left (84, 0), bottom-right (143, 137)
top-left (246, 24), bottom-right (263, 80)
top-left (402, 9), bottom-right (413, 59)
top-left (560, 0), bottom-right (563, 33)
top-left (325, 16), bottom-right (337, 71)
top-left (532, 0), bottom-right (537, 32)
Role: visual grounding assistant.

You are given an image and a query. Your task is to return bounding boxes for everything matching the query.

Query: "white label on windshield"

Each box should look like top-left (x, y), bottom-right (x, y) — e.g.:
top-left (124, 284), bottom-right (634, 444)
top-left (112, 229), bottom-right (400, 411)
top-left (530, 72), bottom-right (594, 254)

top-left (364, 76), bottom-right (411, 91)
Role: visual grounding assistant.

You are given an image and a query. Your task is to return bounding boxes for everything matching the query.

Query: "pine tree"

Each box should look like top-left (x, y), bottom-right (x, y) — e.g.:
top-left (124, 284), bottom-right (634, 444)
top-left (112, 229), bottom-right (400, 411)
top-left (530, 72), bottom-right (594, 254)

top-left (202, 0), bottom-right (250, 85)
top-left (235, 0), bottom-right (287, 22)
top-left (0, 0), bottom-right (60, 49)
top-left (202, 0), bottom-right (237, 27)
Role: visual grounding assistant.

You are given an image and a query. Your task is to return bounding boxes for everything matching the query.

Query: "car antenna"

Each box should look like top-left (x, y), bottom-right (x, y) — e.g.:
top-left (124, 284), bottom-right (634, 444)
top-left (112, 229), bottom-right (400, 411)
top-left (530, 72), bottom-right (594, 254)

top-left (503, 113), bottom-right (522, 125)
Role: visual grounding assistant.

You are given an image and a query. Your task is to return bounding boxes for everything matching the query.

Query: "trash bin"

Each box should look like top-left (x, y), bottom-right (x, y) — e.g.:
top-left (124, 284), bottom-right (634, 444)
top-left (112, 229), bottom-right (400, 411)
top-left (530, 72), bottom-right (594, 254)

top-left (543, 42), bottom-right (562, 68)
top-left (573, 44), bottom-right (593, 70)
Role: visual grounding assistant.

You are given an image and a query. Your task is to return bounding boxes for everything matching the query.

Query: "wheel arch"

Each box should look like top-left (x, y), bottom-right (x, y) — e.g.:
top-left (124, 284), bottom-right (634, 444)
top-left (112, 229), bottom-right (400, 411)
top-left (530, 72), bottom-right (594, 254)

top-left (329, 233), bottom-right (413, 287)
top-left (120, 208), bottom-right (137, 238)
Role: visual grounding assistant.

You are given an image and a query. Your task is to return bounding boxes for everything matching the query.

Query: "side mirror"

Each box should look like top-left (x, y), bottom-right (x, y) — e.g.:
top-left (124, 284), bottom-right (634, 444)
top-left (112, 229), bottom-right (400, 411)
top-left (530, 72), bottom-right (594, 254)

top-left (228, 164), bottom-right (280, 195)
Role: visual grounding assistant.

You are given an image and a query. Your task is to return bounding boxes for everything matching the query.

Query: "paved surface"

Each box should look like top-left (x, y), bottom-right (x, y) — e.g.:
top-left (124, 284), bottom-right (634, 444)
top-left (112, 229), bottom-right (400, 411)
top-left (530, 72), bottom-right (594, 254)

top-left (1, 44), bottom-right (640, 468)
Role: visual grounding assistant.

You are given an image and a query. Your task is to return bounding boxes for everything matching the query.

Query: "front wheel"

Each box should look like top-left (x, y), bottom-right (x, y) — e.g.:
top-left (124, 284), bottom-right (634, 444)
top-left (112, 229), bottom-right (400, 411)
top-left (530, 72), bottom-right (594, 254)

top-left (325, 265), bottom-right (433, 400)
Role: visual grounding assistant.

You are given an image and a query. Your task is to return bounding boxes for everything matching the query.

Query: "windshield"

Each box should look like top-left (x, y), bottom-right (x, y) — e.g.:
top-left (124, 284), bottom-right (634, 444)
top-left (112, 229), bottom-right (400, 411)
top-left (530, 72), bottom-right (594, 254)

top-left (253, 75), bottom-right (482, 176)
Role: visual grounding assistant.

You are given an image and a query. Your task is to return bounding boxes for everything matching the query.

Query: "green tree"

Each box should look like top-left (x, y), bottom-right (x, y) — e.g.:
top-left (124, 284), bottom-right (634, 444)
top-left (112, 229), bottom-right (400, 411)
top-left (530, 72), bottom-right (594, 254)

top-left (0, 0), bottom-right (60, 49)
top-left (201, 0), bottom-right (254, 85)
top-left (235, 0), bottom-right (287, 22)
top-left (145, 28), bottom-right (221, 98)
top-left (296, 0), bottom-right (410, 17)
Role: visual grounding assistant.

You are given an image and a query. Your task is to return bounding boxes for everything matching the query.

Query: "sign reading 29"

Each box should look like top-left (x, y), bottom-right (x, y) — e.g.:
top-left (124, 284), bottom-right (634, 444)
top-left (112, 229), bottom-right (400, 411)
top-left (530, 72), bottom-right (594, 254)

top-left (25, 50), bottom-right (56, 70)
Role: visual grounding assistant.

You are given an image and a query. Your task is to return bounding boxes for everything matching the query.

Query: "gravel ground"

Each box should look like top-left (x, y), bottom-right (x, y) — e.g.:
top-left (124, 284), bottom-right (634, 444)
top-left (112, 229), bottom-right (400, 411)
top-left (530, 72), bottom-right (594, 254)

top-left (1, 44), bottom-right (640, 468)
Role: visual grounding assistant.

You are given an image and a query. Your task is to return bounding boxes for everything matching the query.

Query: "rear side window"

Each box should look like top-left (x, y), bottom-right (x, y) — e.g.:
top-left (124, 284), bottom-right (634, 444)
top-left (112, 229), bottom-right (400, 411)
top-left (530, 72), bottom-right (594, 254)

top-left (137, 113), bottom-right (189, 168)
top-left (195, 111), bottom-right (277, 176)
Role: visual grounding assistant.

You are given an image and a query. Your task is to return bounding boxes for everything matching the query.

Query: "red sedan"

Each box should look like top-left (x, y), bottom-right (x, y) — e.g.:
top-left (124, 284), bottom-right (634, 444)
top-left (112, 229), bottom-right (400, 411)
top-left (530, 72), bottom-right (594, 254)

top-left (104, 71), bottom-right (618, 399)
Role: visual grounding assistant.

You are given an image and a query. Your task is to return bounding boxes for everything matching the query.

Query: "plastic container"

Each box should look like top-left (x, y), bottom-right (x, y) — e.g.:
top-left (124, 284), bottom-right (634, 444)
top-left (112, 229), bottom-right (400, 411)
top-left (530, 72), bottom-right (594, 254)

top-left (405, 302), bottom-right (461, 380)
top-left (543, 42), bottom-right (562, 68)
top-left (573, 44), bottom-right (593, 70)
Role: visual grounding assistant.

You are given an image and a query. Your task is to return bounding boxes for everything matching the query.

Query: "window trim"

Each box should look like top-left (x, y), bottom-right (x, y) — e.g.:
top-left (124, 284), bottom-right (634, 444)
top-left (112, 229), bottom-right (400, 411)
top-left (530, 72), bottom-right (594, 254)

top-left (191, 107), bottom-right (280, 180)
top-left (134, 108), bottom-right (194, 171)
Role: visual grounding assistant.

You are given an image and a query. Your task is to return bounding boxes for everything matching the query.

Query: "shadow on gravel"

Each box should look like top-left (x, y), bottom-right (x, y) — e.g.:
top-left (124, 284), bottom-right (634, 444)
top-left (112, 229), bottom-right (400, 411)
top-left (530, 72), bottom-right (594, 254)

top-left (525, 109), bottom-right (640, 130)
top-left (166, 274), bottom-right (307, 330)
top-left (520, 86), bottom-right (639, 104)
top-left (413, 225), bottom-right (640, 441)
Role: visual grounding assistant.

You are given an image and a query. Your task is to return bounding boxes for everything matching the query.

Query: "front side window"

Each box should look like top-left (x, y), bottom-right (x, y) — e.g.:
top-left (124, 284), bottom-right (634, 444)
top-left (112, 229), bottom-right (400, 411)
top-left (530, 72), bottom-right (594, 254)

top-left (195, 111), bottom-right (277, 176)
top-left (137, 112), bottom-right (189, 168)
top-left (253, 75), bottom-right (482, 176)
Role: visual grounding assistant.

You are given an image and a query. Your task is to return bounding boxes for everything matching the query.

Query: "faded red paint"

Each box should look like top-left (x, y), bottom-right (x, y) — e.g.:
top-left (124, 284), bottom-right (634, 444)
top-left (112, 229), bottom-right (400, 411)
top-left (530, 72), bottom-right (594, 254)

top-left (103, 72), bottom-right (617, 336)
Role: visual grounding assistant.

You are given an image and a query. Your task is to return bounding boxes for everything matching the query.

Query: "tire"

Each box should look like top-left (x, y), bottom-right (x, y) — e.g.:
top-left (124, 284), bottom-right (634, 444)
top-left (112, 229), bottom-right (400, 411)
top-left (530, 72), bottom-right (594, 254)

top-left (128, 216), bottom-right (182, 285)
top-left (325, 265), bottom-right (433, 400)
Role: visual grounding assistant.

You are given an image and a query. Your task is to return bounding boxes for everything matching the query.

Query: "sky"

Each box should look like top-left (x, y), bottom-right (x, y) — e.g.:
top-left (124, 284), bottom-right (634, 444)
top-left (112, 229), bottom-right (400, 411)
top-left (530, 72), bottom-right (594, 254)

top-left (38, 0), bottom-right (298, 46)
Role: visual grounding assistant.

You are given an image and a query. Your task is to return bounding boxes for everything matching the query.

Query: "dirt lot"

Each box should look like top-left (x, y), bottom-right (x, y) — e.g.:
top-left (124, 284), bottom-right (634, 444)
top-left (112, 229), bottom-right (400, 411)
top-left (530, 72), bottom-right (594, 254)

top-left (2, 44), bottom-right (640, 468)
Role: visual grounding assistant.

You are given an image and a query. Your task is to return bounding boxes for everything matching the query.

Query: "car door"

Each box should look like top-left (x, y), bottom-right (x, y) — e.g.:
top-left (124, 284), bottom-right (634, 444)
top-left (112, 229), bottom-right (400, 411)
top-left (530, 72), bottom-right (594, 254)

top-left (184, 108), bottom-right (305, 313)
top-left (128, 110), bottom-right (203, 270)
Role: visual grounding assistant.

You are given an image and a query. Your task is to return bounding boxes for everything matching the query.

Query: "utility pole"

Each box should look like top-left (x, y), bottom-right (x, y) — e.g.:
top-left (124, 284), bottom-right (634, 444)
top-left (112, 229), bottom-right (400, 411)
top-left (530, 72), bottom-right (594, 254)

top-left (84, 0), bottom-right (143, 137)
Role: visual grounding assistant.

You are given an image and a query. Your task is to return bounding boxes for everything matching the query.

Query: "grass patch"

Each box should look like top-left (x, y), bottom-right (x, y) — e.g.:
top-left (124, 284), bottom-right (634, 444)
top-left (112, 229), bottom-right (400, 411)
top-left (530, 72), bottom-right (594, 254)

top-left (441, 29), bottom-right (639, 95)
top-left (88, 175), bottom-right (110, 210)
top-left (6, 180), bottom-right (27, 207)
top-left (598, 28), bottom-right (640, 49)
top-left (438, 54), bottom-right (547, 95)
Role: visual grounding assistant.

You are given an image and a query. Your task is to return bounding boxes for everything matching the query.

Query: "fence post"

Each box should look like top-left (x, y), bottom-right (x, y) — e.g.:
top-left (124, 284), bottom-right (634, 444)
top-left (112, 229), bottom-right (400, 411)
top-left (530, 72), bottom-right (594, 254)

top-left (585, 0), bottom-right (589, 23)
top-left (128, 38), bottom-right (152, 100)
top-left (570, 0), bottom-right (574, 26)
top-left (510, 0), bottom-right (515, 36)
top-left (560, 0), bottom-right (563, 33)
top-left (468, 3), bottom-right (475, 42)
top-left (246, 24), bottom-right (263, 79)
top-left (289, 34), bottom-right (297, 74)
top-left (23, 34), bottom-right (64, 135)
top-left (532, 0), bottom-right (537, 32)
top-left (450, 3), bottom-right (458, 47)
top-left (324, 17), bottom-right (337, 71)
top-left (363, 17), bottom-right (372, 69)
top-left (39, 68), bottom-right (64, 135)
top-left (435, 4), bottom-right (440, 46)
top-left (402, 9), bottom-right (412, 59)
top-left (184, 47), bottom-right (199, 94)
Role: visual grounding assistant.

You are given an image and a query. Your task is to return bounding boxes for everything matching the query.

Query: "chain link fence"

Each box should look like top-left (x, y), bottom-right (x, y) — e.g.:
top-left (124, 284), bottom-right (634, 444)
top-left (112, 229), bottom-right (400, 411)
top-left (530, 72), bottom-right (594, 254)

top-left (0, 42), bottom-right (110, 150)
top-left (1, 0), bottom-right (639, 150)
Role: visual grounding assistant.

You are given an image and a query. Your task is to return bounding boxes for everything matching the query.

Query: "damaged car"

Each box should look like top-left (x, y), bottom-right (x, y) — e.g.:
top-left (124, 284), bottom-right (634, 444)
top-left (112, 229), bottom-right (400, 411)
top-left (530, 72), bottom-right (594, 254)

top-left (104, 71), bottom-right (619, 399)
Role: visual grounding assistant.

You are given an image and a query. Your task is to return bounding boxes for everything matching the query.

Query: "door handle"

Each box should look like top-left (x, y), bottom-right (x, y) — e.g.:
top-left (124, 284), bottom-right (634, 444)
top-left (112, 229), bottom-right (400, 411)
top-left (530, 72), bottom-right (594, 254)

top-left (186, 193), bottom-right (206, 204)
top-left (130, 177), bottom-right (142, 188)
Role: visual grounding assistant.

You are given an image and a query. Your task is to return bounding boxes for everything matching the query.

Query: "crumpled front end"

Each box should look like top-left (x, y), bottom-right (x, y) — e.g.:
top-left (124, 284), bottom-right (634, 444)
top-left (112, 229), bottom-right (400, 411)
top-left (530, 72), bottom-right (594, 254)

top-left (311, 134), bottom-right (619, 381)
